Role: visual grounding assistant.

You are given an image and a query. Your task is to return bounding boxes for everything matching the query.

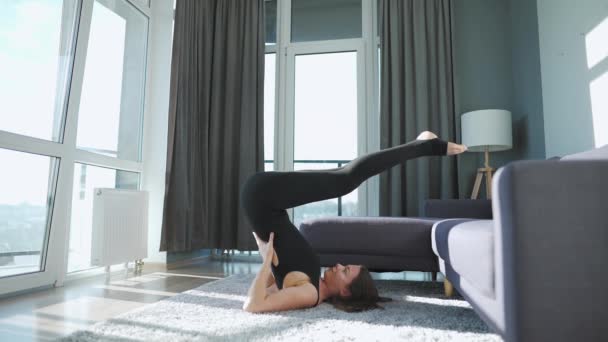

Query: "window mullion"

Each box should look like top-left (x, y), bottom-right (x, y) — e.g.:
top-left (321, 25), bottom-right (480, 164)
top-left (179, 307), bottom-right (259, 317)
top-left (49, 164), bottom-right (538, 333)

top-left (0, 131), bottom-right (66, 158)
top-left (275, 0), bottom-right (291, 173)
top-left (74, 149), bottom-right (143, 173)
top-left (62, 0), bottom-right (94, 153)
top-left (361, 0), bottom-right (379, 216)
top-left (48, 0), bottom-right (95, 287)
top-left (124, 0), bottom-right (151, 16)
top-left (286, 38), bottom-right (362, 54)
top-left (274, 0), bottom-right (293, 220)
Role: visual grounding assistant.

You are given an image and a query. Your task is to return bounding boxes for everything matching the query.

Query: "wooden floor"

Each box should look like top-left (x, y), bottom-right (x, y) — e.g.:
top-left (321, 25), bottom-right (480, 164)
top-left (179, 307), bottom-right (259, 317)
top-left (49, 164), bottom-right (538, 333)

top-left (0, 258), bottom-right (435, 341)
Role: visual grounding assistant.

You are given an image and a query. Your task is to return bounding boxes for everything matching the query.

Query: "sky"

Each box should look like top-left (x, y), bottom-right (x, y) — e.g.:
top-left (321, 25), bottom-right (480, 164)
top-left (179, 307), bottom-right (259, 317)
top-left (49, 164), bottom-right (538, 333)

top-left (264, 51), bottom-right (359, 162)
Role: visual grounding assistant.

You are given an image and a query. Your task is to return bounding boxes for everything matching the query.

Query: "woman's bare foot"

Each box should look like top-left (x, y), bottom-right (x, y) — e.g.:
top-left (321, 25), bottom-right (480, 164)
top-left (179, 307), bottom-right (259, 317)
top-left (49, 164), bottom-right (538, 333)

top-left (416, 130), bottom-right (467, 155)
top-left (447, 142), bottom-right (467, 155)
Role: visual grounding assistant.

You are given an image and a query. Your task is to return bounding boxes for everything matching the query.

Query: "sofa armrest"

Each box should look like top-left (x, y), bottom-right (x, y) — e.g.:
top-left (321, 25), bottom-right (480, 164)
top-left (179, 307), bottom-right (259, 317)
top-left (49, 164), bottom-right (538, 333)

top-left (424, 199), bottom-right (492, 219)
top-left (494, 160), bottom-right (608, 342)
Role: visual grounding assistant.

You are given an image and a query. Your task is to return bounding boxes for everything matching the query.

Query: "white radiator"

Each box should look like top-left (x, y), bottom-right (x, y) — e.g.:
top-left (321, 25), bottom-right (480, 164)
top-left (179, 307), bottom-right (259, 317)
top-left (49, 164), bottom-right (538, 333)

top-left (91, 188), bottom-right (149, 267)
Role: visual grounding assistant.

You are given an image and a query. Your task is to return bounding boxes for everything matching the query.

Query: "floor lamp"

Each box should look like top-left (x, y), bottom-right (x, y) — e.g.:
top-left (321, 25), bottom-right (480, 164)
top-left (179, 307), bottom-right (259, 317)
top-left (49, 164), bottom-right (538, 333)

top-left (461, 109), bottom-right (513, 199)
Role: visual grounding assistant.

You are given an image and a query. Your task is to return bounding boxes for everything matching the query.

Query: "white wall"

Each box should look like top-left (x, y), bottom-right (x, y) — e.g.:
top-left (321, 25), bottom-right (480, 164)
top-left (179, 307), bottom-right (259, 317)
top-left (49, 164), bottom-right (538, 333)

top-left (537, 0), bottom-right (608, 157)
top-left (452, 0), bottom-right (515, 197)
top-left (141, 0), bottom-right (174, 263)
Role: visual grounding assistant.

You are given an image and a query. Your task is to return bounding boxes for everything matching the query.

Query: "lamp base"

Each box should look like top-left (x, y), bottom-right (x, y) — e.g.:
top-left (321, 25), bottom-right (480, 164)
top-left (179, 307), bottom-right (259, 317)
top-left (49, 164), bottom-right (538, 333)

top-left (471, 167), bottom-right (495, 199)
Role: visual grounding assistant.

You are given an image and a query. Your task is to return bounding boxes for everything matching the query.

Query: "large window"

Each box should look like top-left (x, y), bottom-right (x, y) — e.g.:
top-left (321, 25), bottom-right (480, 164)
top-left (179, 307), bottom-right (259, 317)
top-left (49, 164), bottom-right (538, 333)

top-left (0, 0), bottom-right (150, 295)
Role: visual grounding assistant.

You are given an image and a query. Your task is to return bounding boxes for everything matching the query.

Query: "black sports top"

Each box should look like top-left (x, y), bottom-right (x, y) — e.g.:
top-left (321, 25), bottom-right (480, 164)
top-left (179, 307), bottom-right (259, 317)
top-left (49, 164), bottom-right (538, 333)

top-left (270, 225), bottom-right (321, 307)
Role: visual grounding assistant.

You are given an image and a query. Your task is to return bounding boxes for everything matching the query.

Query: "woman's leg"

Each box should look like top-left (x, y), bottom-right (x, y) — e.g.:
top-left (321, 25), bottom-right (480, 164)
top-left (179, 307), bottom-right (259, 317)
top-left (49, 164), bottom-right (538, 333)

top-left (242, 137), bottom-right (448, 213)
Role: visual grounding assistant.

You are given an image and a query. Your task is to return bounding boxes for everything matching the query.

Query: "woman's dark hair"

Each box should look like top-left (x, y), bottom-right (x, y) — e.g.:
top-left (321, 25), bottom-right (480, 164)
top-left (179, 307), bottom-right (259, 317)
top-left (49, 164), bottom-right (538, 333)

top-left (328, 266), bottom-right (392, 313)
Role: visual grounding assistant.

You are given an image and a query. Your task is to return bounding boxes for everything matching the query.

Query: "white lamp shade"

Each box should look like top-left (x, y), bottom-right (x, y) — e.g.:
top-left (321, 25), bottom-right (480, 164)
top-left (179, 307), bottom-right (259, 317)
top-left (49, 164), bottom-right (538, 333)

top-left (461, 109), bottom-right (513, 152)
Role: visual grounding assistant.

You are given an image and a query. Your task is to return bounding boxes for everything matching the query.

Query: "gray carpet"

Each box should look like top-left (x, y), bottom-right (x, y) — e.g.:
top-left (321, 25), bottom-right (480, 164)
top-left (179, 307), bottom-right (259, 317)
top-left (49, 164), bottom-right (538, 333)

top-left (60, 274), bottom-right (502, 342)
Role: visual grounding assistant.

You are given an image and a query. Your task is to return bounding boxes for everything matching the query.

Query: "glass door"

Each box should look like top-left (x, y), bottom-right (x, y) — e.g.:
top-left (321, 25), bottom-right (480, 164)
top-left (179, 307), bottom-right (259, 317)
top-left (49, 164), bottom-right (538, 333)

top-left (285, 42), bottom-right (365, 227)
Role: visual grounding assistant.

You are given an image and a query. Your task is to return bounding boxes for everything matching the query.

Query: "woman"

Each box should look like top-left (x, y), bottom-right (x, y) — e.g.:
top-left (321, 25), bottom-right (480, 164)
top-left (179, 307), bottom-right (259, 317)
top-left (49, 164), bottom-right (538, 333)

top-left (241, 131), bottom-right (466, 313)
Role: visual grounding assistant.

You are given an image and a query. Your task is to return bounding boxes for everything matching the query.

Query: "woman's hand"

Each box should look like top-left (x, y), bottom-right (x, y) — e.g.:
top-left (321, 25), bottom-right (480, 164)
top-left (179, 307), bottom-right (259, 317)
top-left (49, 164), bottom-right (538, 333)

top-left (253, 232), bottom-right (277, 266)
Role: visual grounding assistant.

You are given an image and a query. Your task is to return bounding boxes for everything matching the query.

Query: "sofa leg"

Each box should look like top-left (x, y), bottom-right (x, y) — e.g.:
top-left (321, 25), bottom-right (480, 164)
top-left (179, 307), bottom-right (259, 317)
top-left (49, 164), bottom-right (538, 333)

top-left (444, 279), bottom-right (454, 297)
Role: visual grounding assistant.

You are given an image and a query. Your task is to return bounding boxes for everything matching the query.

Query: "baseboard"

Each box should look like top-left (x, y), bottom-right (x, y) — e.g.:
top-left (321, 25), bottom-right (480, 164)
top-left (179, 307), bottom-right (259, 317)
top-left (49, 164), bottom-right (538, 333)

top-left (166, 255), bottom-right (212, 270)
top-left (142, 261), bottom-right (169, 272)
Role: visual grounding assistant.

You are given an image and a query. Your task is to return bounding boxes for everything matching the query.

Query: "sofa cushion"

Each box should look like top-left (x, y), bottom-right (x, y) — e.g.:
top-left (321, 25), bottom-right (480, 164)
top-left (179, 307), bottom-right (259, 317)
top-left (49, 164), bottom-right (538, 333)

top-left (299, 217), bottom-right (438, 258)
top-left (433, 219), bottom-right (495, 298)
top-left (561, 144), bottom-right (608, 160)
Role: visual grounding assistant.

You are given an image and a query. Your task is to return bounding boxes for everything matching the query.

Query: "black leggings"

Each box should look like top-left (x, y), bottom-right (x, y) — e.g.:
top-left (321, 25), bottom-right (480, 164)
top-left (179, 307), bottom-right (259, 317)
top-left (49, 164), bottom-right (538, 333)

top-left (241, 138), bottom-right (448, 241)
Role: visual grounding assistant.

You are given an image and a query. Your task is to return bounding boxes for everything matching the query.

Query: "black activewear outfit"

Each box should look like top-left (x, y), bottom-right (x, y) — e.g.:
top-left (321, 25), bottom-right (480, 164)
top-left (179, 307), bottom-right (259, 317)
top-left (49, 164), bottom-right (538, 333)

top-left (241, 138), bottom-right (448, 306)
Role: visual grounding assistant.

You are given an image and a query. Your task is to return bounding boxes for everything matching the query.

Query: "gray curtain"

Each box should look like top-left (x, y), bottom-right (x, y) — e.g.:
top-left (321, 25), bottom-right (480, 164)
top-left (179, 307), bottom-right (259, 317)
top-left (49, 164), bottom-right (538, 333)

top-left (161, 0), bottom-right (265, 252)
top-left (379, 0), bottom-right (458, 217)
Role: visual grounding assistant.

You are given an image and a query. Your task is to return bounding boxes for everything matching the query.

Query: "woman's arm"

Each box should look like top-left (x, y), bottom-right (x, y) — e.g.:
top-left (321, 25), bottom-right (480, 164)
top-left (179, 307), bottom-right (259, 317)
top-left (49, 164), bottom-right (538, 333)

top-left (243, 233), bottom-right (317, 313)
top-left (253, 232), bottom-right (279, 267)
top-left (266, 272), bottom-right (276, 288)
top-left (243, 260), bottom-right (317, 313)
top-left (252, 232), bottom-right (277, 290)
top-left (266, 283), bottom-right (279, 296)
top-left (243, 257), bottom-right (274, 310)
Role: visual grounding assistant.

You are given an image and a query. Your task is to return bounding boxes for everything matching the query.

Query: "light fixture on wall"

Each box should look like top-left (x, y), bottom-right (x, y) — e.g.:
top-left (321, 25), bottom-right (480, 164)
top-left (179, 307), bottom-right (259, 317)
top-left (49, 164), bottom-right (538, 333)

top-left (461, 109), bottom-right (513, 199)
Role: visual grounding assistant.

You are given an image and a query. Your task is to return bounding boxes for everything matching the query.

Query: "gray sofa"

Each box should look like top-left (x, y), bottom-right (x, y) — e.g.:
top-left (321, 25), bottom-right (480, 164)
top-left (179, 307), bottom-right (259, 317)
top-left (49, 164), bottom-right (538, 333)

top-left (431, 145), bottom-right (608, 342)
top-left (300, 216), bottom-right (441, 273)
top-left (300, 200), bottom-right (491, 275)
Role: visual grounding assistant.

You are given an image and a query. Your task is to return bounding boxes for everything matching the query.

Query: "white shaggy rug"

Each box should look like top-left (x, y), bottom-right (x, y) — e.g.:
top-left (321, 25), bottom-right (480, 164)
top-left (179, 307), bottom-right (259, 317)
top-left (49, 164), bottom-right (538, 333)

top-left (60, 274), bottom-right (502, 342)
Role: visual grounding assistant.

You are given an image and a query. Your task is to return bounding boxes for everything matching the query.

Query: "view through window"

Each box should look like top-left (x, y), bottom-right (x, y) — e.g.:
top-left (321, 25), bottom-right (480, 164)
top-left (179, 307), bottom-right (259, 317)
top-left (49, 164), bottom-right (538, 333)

top-left (0, 0), bottom-right (148, 286)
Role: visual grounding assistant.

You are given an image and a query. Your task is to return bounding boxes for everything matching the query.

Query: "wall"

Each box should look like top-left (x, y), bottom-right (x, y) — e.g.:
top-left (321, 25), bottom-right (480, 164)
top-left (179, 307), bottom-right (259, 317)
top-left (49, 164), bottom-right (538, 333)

top-left (452, 0), bottom-right (546, 198)
top-left (167, 249), bottom-right (212, 264)
top-left (141, 0), bottom-right (174, 264)
top-left (452, 0), bottom-right (513, 198)
top-left (537, 0), bottom-right (608, 157)
top-left (507, 0), bottom-right (545, 161)
top-left (144, 2), bottom-right (214, 264)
